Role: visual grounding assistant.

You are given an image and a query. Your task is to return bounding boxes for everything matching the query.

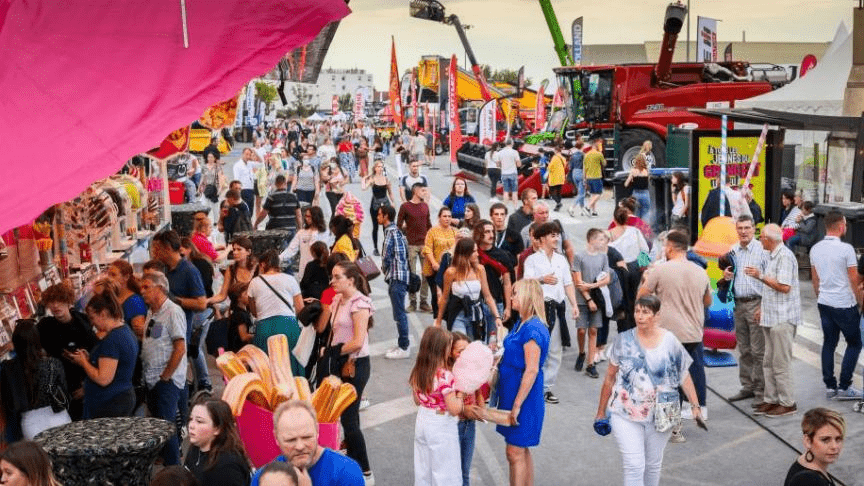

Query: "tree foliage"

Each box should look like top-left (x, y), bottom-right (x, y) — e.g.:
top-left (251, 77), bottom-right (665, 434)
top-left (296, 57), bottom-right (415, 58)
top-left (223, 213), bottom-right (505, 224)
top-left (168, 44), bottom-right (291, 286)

top-left (488, 68), bottom-right (533, 88)
top-left (288, 85), bottom-right (315, 118)
top-left (255, 81), bottom-right (279, 106)
top-left (337, 93), bottom-right (353, 112)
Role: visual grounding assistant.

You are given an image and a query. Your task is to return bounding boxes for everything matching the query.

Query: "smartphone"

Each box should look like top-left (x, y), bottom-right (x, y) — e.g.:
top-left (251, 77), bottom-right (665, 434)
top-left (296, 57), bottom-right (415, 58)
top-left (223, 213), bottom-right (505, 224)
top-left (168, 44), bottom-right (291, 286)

top-left (64, 341), bottom-right (79, 353)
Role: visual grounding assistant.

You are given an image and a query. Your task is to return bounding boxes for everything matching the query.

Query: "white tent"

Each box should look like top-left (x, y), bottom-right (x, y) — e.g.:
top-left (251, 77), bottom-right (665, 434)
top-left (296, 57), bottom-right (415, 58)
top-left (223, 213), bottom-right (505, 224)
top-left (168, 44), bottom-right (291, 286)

top-left (306, 112), bottom-right (326, 122)
top-left (332, 111), bottom-right (349, 122)
top-left (736, 24), bottom-right (851, 116)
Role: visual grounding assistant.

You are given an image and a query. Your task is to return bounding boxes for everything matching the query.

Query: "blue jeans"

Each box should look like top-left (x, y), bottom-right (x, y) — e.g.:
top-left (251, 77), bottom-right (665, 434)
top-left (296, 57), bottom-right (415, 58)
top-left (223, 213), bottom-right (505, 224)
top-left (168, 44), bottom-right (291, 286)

top-left (501, 174), bottom-right (518, 194)
top-left (191, 315), bottom-right (212, 390)
top-left (240, 189), bottom-right (255, 216)
top-left (817, 304), bottom-right (862, 390)
top-left (570, 168), bottom-right (584, 207)
top-left (682, 342), bottom-right (706, 406)
top-left (389, 280), bottom-right (410, 349)
top-left (458, 419), bottom-right (476, 486)
top-left (482, 302), bottom-right (504, 344)
top-left (146, 380), bottom-right (186, 465)
top-left (632, 189), bottom-right (651, 222)
top-left (452, 311), bottom-right (474, 340)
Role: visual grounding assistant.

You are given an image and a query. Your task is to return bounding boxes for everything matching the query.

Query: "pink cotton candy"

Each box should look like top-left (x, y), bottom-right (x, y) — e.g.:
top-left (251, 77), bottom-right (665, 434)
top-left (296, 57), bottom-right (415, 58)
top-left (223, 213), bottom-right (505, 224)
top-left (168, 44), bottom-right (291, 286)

top-left (453, 341), bottom-right (494, 394)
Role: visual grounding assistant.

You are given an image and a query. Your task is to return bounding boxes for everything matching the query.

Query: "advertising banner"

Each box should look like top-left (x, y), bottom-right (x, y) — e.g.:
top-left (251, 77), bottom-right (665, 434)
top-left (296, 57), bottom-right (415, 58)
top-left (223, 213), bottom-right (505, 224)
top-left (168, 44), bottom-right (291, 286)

top-left (696, 134), bottom-right (766, 233)
top-left (332, 95), bottom-right (339, 116)
top-left (423, 103), bottom-right (431, 133)
top-left (697, 17), bottom-right (718, 62)
top-left (353, 88), bottom-right (365, 119)
top-left (478, 99), bottom-right (497, 145)
top-left (571, 17), bottom-right (583, 64)
top-left (534, 79), bottom-right (548, 133)
top-left (389, 36), bottom-right (403, 127)
top-left (410, 67), bottom-right (419, 130)
top-left (448, 55), bottom-right (462, 163)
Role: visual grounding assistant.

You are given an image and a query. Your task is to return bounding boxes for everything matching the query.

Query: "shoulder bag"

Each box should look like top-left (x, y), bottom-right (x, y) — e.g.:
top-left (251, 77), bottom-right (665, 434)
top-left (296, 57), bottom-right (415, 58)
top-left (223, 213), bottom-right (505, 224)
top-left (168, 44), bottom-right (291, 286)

top-left (354, 242), bottom-right (381, 281)
top-left (315, 300), bottom-right (355, 384)
top-left (256, 275), bottom-right (316, 368)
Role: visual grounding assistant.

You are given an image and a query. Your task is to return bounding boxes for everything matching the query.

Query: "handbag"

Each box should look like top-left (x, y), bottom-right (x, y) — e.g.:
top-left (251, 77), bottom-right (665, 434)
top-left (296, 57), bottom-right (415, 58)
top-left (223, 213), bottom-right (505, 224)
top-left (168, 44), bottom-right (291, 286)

top-left (355, 243), bottom-right (381, 281)
top-left (203, 184), bottom-right (218, 202)
top-left (408, 272), bottom-right (422, 294)
top-left (21, 406), bottom-right (71, 440)
top-left (293, 323), bottom-right (317, 368)
top-left (315, 301), bottom-right (354, 384)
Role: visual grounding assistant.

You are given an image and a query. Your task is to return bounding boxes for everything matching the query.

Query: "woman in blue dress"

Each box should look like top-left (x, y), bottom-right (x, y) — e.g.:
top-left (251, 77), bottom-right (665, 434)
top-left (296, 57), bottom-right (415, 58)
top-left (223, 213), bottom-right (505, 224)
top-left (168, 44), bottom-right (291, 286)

top-left (496, 279), bottom-right (550, 486)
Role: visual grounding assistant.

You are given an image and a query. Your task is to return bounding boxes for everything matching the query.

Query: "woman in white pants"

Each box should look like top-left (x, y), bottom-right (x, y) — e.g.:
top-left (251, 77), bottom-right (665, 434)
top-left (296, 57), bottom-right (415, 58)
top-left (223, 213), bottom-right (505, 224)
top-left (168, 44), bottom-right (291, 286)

top-left (410, 326), bottom-right (464, 486)
top-left (594, 295), bottom-right (703, 486)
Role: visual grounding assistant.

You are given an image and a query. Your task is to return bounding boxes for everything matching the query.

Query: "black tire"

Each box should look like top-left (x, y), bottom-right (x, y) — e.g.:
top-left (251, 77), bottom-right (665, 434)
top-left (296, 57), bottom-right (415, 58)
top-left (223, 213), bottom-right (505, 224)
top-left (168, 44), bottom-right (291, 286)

top-left (618, 129), bottom-right (665, 171)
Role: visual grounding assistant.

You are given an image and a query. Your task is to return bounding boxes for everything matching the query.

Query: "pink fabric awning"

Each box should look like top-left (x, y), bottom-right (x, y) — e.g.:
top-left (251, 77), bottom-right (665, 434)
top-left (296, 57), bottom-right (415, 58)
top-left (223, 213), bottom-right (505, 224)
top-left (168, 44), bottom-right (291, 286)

top-left (0, 0), bottom-right (350, 234)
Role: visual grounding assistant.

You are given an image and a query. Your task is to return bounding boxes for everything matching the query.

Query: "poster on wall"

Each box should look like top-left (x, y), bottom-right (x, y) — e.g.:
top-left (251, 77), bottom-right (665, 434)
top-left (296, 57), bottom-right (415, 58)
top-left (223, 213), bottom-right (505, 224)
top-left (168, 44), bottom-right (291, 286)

top-left (691, 130), bottom-right (783, 237)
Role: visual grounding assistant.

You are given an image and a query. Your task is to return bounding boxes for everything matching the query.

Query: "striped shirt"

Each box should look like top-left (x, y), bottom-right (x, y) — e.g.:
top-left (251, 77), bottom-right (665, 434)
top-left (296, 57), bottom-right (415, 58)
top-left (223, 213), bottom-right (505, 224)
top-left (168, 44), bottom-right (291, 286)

top-left (760, 245), bottom-right (801, 328)
top-left (262, 190), bottom-right (299, 230)
top-left (730, 240), bottom-right (767, 299)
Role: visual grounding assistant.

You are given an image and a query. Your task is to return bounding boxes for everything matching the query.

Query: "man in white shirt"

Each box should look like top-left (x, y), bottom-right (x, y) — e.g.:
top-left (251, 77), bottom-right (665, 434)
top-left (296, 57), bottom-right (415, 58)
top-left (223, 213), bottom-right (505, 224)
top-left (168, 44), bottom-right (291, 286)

top-left (523, 222), bottom-right (578, 405)
top-left (810, 211), bottom-right (863, 400)
top-left (497, 139), bottom-right (522, 208)
top-left (233, 148), bottom-right (262, 218)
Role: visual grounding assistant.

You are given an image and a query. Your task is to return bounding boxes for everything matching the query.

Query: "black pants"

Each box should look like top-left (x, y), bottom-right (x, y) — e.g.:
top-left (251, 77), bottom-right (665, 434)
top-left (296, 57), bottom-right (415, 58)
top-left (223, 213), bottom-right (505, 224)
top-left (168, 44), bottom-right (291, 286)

top-left (550, 184), bottom-right (562, 205)
top-left (325, 191), bottom-right (342, 214)
top-left (86, 388), bottom-right (136, 419)
top-left (426, 276), bottom-right (439, 317)
top-left (341, 356), bottom-right (371, 473)
top-left (371, 206), bottom-right (382, 249)
top-left (487, 168), bottom-right (501, 197)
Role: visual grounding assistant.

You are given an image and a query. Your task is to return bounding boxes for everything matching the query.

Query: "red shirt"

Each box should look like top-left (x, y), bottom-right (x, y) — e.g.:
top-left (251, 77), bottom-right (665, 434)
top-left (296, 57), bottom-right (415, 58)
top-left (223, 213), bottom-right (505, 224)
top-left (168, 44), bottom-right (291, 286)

top-left (397, 201), bottom-right (432, 246)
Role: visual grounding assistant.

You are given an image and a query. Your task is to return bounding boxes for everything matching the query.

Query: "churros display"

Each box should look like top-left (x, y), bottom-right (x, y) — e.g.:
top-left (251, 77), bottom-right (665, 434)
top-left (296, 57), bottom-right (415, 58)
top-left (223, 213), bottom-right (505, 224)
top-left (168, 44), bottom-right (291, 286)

top-left (218, 341), bottom-right (355, 422)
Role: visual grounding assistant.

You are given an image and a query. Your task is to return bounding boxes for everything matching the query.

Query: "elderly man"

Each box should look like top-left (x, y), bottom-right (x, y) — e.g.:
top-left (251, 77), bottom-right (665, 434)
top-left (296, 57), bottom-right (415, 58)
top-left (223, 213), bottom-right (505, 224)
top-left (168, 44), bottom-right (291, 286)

top-left (251, 400), bottom-right (364, 486)
top-left (722, 215), bottom-right (768, 406)
top-left (810, 210), bottom-right (863, 400)
top-left (750, 224), bottom-right (800, 417)
top-left (519, 201), bottom-right (574, 263)
top-left (140, 272), bottom-right (187, 465)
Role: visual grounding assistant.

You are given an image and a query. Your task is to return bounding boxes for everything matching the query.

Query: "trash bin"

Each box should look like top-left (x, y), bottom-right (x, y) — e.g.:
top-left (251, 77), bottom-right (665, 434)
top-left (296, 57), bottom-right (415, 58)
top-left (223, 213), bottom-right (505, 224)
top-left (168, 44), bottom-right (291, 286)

top-left (650, 168), bottom-right (689, 234)
top-left (813, 202), bottom-right (864, 249)
top-left (611, 171), bottom-right (631, 206)
top-left (170, 203), bottom-right (210, 237)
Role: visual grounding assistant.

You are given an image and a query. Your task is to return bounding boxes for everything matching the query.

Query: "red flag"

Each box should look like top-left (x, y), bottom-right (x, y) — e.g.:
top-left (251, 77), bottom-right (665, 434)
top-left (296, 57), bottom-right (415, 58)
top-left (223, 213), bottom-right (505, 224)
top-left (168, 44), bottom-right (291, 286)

top-left (552, 87), bottom-right (564, 109)
top-left (448, 55), bottom-right (462, 163)
top-left (424, 103), bottom-right (431, 133)
top-left (147, 126), bottom-right (190, 161)
top-left (389, 37), bottom-right (403, 127)
top-left (332, 95), bottom-right (339, 116)
top-left (534, 80), bottom-right (548, 133)
top-left (410, 68), bottom-right (419, 131)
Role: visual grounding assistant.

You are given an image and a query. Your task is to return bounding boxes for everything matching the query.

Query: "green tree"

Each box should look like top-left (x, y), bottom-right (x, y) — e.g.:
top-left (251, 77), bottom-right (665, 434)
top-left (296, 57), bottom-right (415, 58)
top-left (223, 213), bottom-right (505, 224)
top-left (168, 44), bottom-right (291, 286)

top-left (489, 68), bottom-right (533, 88)
top-left (288, 85), bottom-right (315, 118)
top-left (255, 81), bottom-right (279, 106)
top-left (337, 93), bottom-right (352, 112)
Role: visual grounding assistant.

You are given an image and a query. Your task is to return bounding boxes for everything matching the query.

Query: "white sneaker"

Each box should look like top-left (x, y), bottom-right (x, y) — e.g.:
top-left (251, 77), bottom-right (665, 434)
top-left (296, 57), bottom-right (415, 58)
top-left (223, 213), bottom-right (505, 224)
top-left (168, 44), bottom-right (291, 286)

top-left (669, 424), bottom-right (686, 443)
top-left (385, 347), bottom-right (410, 359)
top-left (359, 397), bottom-right (371, 410)
top-left (364, 472), bottom-right (375, 486)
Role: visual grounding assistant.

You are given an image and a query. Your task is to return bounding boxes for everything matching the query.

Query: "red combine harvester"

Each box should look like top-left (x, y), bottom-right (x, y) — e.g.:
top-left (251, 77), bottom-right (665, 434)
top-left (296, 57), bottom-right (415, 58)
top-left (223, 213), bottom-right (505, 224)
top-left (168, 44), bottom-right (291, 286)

top-left (552, 1), bottom-right (788, 173)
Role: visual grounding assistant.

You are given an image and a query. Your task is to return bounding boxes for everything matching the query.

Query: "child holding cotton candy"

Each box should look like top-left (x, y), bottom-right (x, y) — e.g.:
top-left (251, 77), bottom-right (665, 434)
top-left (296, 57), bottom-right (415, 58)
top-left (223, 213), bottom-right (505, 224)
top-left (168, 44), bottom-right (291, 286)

top-left (410, 326), bottom-right (464, 486)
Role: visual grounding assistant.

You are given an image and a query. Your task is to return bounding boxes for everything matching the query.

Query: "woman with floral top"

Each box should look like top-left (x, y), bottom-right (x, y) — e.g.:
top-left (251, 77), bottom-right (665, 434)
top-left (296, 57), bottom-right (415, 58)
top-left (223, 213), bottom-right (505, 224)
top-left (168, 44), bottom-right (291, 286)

top-left (595, 295), bottom-right (702, 486)
top-left (409, 326), bottom-right (464, 486)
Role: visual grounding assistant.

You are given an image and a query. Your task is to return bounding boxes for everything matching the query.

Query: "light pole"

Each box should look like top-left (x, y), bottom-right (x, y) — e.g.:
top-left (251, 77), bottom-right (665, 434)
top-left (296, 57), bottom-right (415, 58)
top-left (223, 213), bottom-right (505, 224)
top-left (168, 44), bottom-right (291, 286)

top-left (686, 0), bottom-right (691, 62)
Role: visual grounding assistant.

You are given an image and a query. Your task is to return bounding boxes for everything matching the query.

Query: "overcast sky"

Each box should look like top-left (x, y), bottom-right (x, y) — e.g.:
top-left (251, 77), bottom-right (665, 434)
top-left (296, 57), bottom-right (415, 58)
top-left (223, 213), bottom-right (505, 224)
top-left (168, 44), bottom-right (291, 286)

top-left (323, 0), bottom-right (854, 91)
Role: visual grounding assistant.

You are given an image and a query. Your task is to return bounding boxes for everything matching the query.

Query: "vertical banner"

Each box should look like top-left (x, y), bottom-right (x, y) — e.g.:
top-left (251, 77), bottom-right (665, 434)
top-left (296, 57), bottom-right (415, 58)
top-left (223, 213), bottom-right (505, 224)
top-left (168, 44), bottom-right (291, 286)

top-left (723, 44), bottom-right (733, 62)
top-left (552, 86), bottom-right (564, 109)
top-left (478, 99), bottom-right (497, 145)
top-left (448, 55), bottom-right (462, 163)
top-left (389, 36), bottom-right (403, 127)
top-left (332, 95), bottom-right (339, 116)
top-left (244, 81), bottom-right (256, 126)
top-left (571, 17), bottom-right (583, 65)
top-left (719, 114), bottom-right (728, 217)
top-left (534, 79), bottom-right (548, 133)
top-left (423, 103), bottom-right (431, 133)
top-left (697, 17), bottom-right (718, 62)
top-left (410, 68), bottom-right (419, 131)
top-left (353, 88), bottom-right (365, 120)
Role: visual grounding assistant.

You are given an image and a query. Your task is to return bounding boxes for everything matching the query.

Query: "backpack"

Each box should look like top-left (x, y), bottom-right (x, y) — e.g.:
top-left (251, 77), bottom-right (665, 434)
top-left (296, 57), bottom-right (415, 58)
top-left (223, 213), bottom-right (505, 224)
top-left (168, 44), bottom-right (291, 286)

top-left (230, 206), bottom-right (253, 233)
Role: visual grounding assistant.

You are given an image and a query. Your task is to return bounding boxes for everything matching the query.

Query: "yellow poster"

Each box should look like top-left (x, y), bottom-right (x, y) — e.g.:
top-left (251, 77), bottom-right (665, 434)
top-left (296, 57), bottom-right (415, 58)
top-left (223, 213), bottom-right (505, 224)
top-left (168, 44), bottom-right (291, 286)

top-left (697, 136), bottom-right (766, 233)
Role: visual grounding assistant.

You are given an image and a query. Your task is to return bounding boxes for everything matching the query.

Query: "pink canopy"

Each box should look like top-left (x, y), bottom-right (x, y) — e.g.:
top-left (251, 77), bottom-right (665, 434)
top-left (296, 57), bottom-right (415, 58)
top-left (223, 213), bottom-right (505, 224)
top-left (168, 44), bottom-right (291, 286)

top-left (0, 0), bottom-right (350, 234)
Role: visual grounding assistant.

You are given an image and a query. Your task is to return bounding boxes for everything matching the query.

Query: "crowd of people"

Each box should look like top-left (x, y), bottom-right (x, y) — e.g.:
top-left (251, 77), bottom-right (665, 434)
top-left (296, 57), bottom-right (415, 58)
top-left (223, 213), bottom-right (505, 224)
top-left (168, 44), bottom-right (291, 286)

top-left (0, 117), bottom-right (858, 486)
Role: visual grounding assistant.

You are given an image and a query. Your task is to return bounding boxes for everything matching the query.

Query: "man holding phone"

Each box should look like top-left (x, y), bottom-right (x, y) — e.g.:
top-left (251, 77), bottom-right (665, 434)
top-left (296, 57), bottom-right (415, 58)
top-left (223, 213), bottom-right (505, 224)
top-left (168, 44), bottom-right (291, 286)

top-left (723, 215), bottom-right (768, 407)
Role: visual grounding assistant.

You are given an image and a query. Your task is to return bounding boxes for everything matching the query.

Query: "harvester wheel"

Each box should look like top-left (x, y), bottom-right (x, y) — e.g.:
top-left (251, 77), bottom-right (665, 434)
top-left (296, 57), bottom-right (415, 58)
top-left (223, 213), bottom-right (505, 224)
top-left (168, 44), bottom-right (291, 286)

top-left (618, 129), bottom-right (665, 172)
